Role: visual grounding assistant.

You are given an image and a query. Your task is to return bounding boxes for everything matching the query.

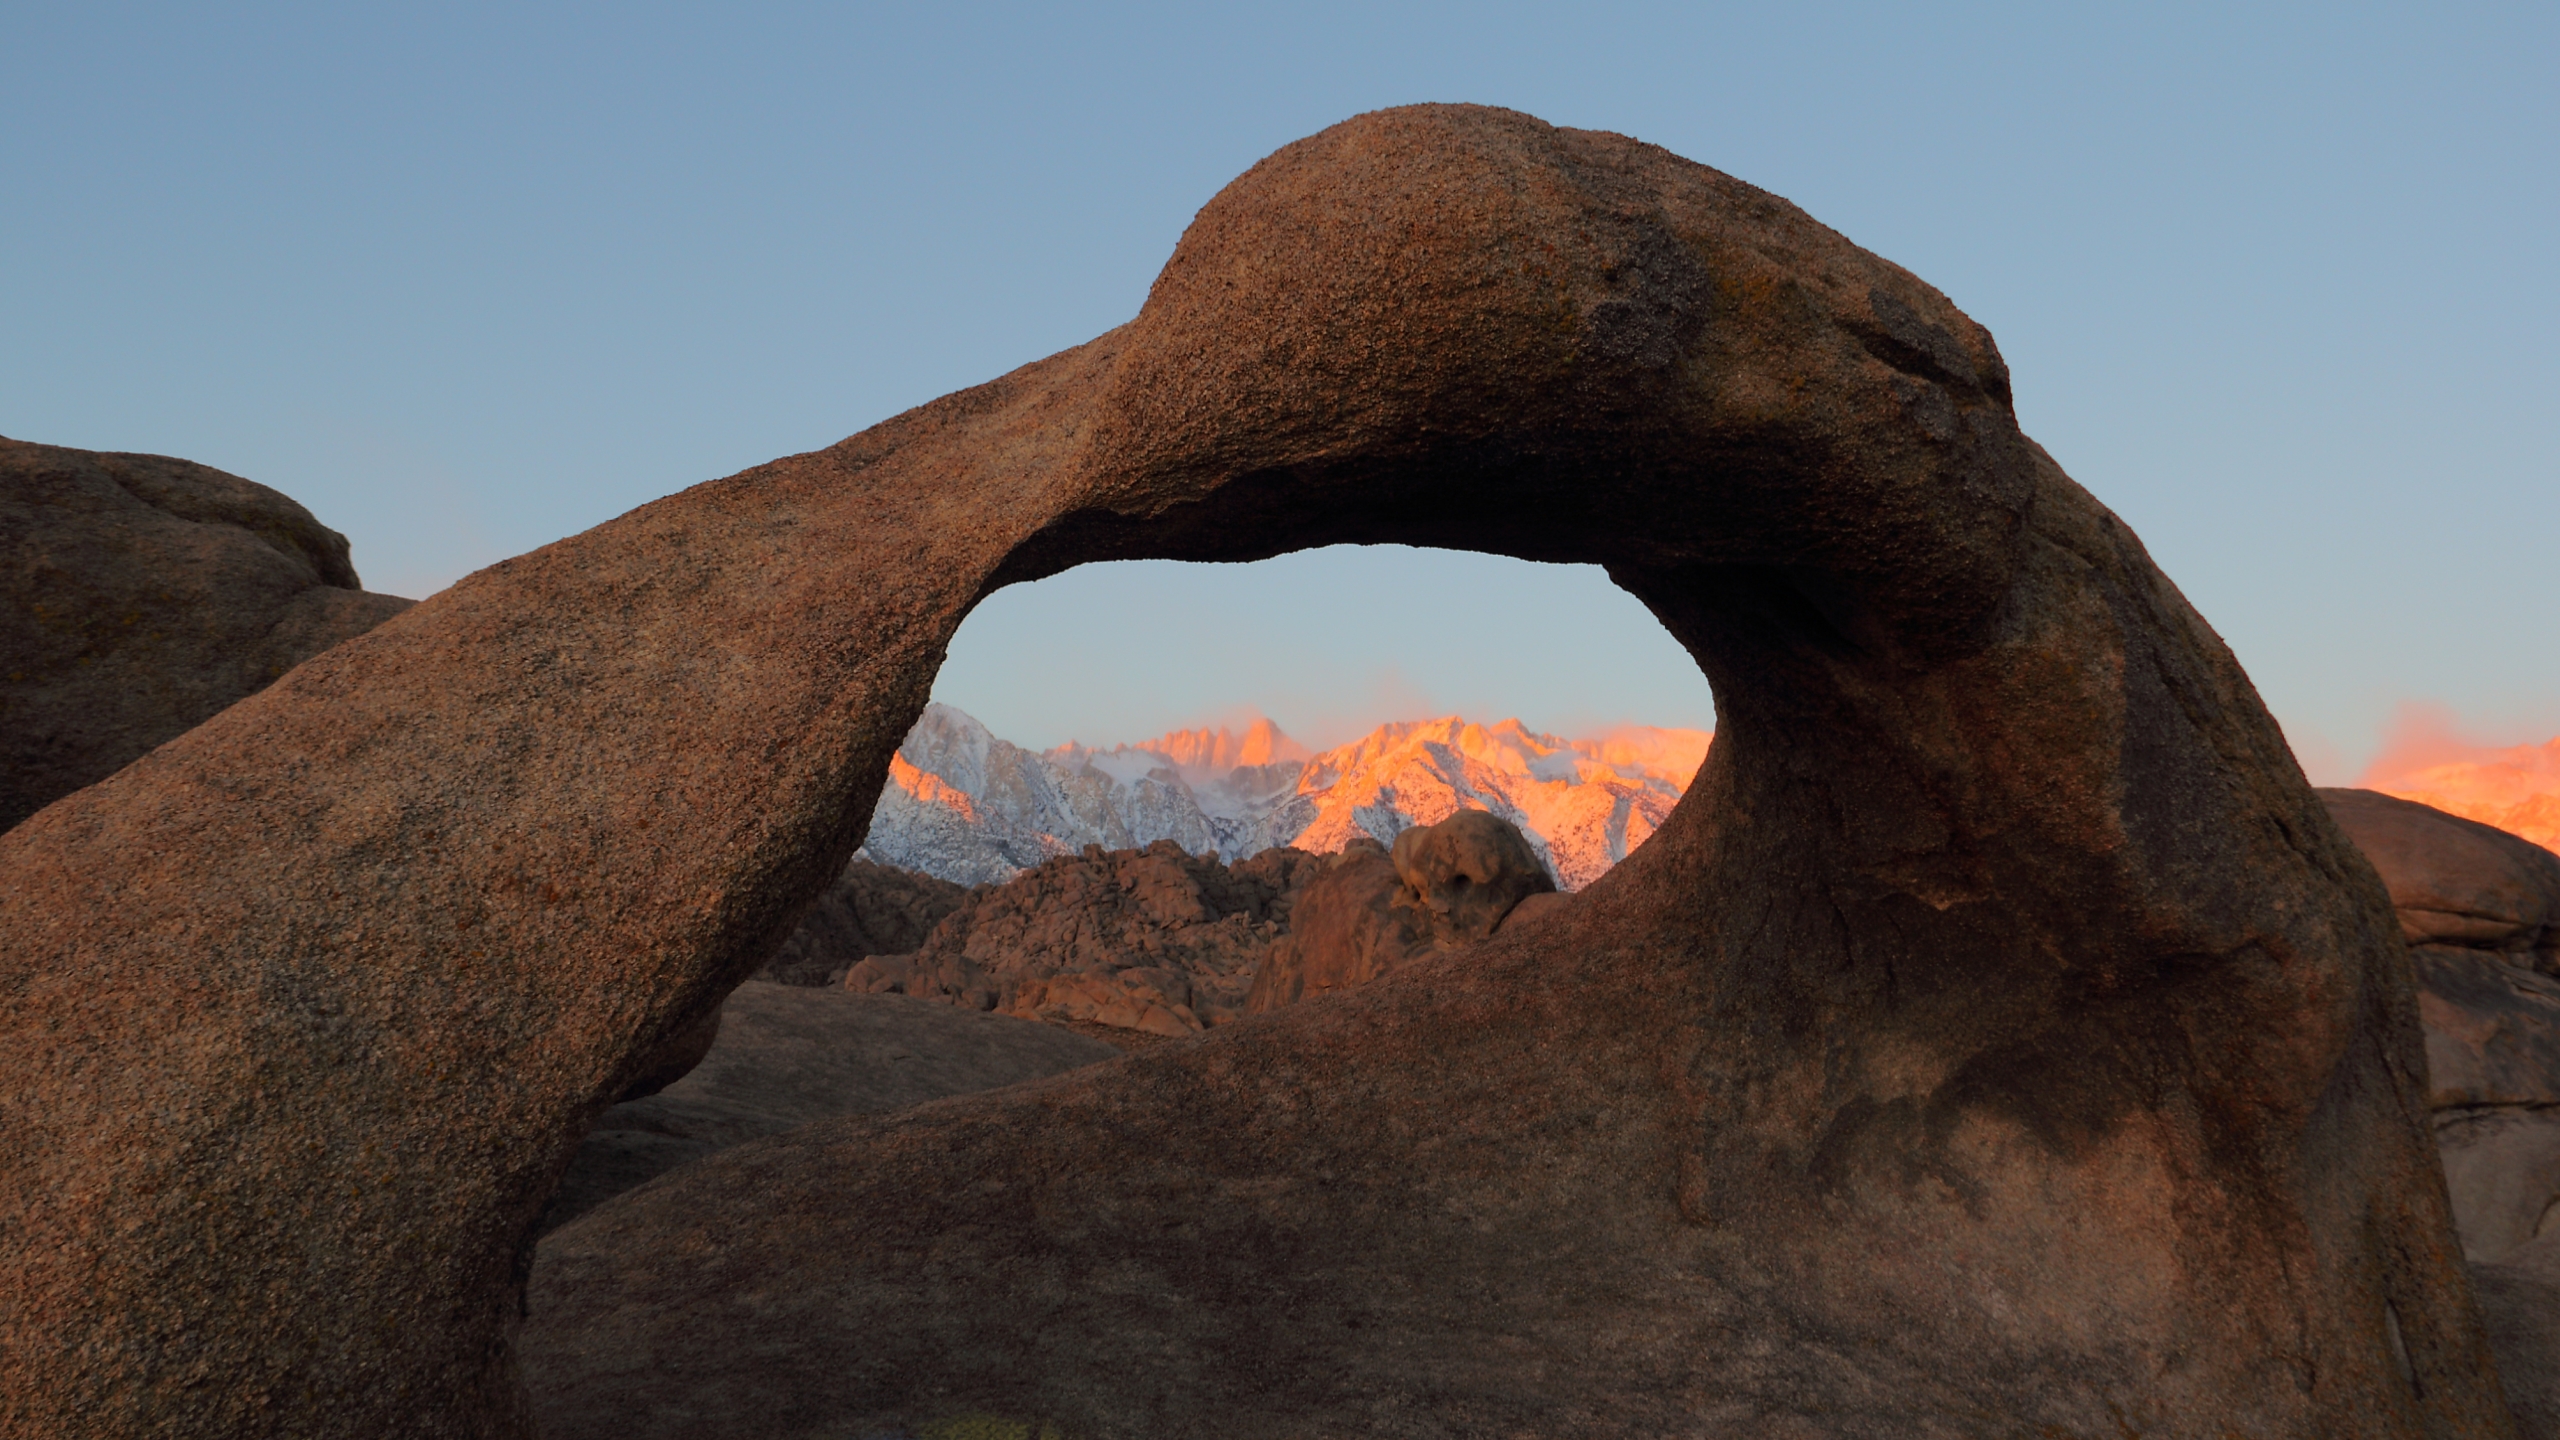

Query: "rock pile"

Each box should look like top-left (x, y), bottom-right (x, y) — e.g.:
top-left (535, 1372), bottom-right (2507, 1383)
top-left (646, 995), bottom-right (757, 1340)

top-left (1247, 810), bottom-right (1559, 1011)
top-left (0, 436), bottom-right (411, 831)
top-left (846, 839), bottom-right (1321, 1034)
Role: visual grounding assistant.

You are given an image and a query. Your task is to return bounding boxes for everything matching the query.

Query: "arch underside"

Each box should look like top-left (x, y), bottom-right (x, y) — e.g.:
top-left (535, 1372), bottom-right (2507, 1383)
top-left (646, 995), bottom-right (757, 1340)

top-left (0, 106), bottom-right (2506, 1438)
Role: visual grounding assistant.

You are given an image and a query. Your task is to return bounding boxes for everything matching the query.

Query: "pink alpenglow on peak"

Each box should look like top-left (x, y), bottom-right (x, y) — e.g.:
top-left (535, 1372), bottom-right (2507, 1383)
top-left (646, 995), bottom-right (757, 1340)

top-left (863, 703), bottom-right (1709, 890)
top-left (1288, 716), bottom-right (1705, 889)
top-left (2359, 712), bottom-right (2560, 856)
top-left (1132, 716), bottom-right (1313, 774)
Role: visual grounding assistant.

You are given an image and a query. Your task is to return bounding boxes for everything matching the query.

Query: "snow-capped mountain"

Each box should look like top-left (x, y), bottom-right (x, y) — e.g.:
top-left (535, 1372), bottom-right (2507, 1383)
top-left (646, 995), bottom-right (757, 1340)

top-left (858, 703), bottom-right (1709, 890)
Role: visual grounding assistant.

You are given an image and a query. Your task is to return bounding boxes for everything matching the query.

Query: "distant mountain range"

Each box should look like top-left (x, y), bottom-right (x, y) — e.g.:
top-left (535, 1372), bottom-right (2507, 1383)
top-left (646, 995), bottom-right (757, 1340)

top-left (857, 703), bottom-right (1711, 889)
top-left (2367, 735), bottom-right (2560, 854)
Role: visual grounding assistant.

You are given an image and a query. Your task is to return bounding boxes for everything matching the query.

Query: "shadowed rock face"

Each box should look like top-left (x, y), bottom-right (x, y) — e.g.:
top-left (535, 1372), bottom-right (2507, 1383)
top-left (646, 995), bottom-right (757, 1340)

top-left (0, 106), bottom-right (2505, 1438)
top-left (759, 856), bottom-right (974, 986)
top-left (1390, 808), bottom-right (1556, 939)
top-left (2320, 791), bottom-right (2560, 1438)
top-left (0, 436), bottom-right (414, 832)
top-left (534, 983), bottom-right (1116, 1236)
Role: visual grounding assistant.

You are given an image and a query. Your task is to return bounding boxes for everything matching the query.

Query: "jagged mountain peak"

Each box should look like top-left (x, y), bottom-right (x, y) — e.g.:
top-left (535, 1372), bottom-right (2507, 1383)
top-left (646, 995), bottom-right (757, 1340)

top-left (1144, 715), bottom-right (1312, 772)
top-left (864, 703), bottom-right (1708, 891)
top-left (1049, 713), bottom-right (1313, 788)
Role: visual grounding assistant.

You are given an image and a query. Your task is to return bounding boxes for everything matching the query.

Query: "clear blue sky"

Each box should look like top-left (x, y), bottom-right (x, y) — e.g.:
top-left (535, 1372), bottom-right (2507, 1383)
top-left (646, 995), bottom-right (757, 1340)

top-left (6, 3), bottom-right (2552, 774)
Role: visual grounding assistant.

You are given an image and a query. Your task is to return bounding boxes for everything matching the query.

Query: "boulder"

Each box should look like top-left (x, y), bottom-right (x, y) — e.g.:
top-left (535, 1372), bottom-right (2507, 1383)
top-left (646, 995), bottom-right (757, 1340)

top-left (537, 981), bottom-right (1115, 1234)
top-left (0, 107), bottom-right (2504, 1438)
top-left (2323, 789), bottom-right (2560, 1437)
top-left (759, 856), bottom-right (973, 986)
top-left (1246, 813), bottom-right (1556, 1013)
top-left (2324, 787), bottom-right (2560, 1272)
top-left (1242, 839), bottom-right (1419, 1010)
top-left (2475, 1235), bottom-right (2560, 1440)
top-left (1392, 807), bottom-right (1558, 939)
top-left (2324, 786), bottom-right (2560, 966)
top-left (0, 435), bottom-right (412, 831)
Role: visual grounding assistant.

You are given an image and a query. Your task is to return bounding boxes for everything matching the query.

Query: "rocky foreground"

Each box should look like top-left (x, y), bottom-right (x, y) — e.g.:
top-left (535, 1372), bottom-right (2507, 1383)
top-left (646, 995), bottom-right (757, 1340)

top-left (520, 780), bottom-right (2560, 1440)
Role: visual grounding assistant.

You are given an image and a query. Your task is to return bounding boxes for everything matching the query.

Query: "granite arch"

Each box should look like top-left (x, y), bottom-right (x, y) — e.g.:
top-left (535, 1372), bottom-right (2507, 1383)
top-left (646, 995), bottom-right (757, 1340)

top-left (0, 105), bottom-right (2507, 1437)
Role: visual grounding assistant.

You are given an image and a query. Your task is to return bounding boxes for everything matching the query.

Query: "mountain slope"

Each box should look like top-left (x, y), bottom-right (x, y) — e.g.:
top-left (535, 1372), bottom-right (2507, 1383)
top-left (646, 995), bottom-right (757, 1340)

top-left (859, 704), bottom-right (1707, 889)
top-left (2367, 736), bottom-right (2560, 855)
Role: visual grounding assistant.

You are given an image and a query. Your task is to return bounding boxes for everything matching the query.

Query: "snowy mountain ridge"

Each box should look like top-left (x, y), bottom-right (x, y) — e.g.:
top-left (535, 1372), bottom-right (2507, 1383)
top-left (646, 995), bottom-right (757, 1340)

top-left (859, 703), bottom-right (1709, 890)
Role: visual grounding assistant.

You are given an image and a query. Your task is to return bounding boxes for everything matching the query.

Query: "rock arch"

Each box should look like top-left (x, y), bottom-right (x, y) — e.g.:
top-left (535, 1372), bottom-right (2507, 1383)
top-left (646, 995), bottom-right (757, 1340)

top-left (0, 106), bottom-right (2505, 1437)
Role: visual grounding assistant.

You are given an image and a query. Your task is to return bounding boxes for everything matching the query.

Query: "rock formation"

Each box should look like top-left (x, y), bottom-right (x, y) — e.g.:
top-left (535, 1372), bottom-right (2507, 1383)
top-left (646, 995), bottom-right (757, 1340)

top-left (862, 702), bottom-right (1704, 890)
top-left (0, 436), bottom-right (413, 831)
top-left (758, 855), bottom-right (974, 986)
top-left (1247, 811), bottom-right (1557, 1012)
top-left (847, 838), bottom-right (1319, 1034)
top-left (2321, 789), bottom-right (2560, 1437)
top-left (537, 981), bottom-right (1115, 1235)
top-left (0, 106), bottom-right (2509, 1438)
top-left (2321, 789), bottom-right (2560, 1256)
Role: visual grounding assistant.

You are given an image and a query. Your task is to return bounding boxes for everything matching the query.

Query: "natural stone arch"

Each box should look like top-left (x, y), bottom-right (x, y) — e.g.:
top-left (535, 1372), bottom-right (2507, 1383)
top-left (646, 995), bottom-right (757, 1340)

top-left (0, 106), bottom-right (2504, 1438)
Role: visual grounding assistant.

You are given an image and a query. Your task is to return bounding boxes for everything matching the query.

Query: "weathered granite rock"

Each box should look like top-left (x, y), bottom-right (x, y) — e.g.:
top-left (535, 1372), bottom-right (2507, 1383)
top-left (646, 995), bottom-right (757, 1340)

top-left (614, 1004), bottom-right (724, 1104)
top-left (536, 981), bottom-right (1115, 1234)
top-left (1392, 807), bottom-right (1557, 939)
top-left (2320, 790), bottom-right (2560, 1435)
top-left (1246, 813), bottom-right (1553, 1013)
top-left (2476, 1234), bottom-right (2560, 1440)
top-left (2325, 787), bottom-right (2560, 967)
top-left (2415, 945), bottom-right (2560, 1268)
top-left (760, 856), bottom-right (973, 986)
top-left (1241, 839), bottom-right (1417, 1011)
top-left (0, 435), bottom-right (413, 831)
top-left (0, 107), bottom-right (2505, 1438)
top-left (847, 838), bottom-right (1318, 1033)
top-left (2325, 788), bottom-right (2560, 1272)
